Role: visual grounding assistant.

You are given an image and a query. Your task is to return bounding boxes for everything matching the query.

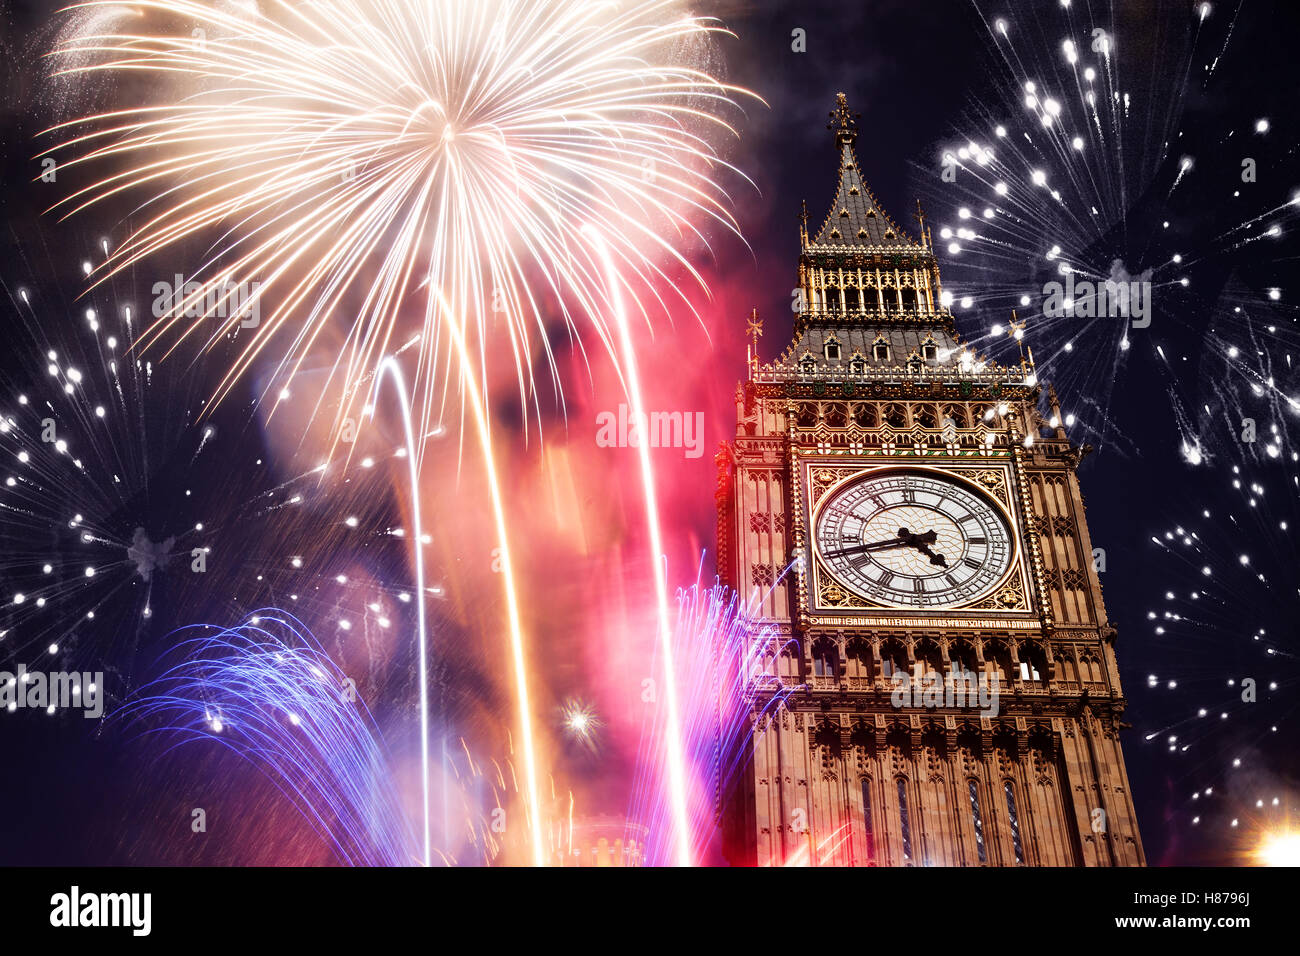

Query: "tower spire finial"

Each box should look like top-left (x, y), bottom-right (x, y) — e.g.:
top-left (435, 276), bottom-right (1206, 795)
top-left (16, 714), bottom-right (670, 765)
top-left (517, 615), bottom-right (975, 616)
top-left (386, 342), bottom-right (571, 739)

top-left (828, 92), bottom-right (858, 146)
top-left (746, 308), bottom-right (763, 375)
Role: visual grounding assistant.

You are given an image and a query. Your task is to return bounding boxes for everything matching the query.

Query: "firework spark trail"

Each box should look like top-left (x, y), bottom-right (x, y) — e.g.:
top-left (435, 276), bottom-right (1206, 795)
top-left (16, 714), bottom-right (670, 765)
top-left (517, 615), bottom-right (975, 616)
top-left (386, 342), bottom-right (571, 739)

top-left (428, 291), bottom-right (544, 866)
top-left (1143, 498), bottom-right (1299, 838)
top-left (118, 609), bottom-right (419, 866)
top-left (589, 230), bottom-right (689, 866)
top-left (45, 0), bottom-right (755, 452)
top-left (0, 279), bottom-right (451, 699)
top-left (368, 356), bottom-right (433, 866)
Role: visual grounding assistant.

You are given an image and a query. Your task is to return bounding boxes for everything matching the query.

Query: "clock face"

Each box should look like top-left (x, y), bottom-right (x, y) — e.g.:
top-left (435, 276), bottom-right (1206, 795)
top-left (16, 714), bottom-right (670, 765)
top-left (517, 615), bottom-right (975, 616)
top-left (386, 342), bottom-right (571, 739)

top-left (814, 470), bottom-right (1014, 608)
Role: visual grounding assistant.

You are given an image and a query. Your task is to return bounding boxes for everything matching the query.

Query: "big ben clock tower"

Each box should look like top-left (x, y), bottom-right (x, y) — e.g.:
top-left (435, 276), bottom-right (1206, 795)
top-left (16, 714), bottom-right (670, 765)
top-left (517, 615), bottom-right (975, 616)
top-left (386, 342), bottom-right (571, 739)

top-left (715, 94), bottom-right (1144, 866)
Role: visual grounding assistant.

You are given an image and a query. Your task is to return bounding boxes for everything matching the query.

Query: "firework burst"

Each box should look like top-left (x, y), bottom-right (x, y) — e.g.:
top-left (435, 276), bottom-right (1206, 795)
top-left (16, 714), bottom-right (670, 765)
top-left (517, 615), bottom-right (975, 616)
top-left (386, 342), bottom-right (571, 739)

top-left (0, 240), bottom-right (452, 701)
top-left (921, 2), bottom-right (1297, 448)
top-left (0, 265), bottom-right (266, 681)
top-left (45, 0), bottom-right (755, 452)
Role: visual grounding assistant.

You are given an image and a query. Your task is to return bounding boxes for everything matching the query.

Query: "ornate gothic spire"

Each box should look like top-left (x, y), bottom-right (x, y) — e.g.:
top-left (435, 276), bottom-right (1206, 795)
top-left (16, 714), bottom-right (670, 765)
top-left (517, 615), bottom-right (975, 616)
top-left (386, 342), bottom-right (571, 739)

top-left (808, 93), bottom-right (919, 249)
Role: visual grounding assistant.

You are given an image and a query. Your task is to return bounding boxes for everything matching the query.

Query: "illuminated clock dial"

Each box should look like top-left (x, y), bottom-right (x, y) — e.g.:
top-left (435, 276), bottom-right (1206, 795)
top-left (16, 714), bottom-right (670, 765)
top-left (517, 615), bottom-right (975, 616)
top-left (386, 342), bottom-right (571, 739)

top-left (814, 470), bottom-right (1013, 608)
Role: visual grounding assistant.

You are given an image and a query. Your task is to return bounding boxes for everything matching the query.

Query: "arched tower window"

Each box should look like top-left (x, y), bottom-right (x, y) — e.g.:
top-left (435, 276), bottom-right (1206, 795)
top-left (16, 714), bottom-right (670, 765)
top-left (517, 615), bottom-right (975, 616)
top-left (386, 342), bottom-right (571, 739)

top-left (968, 780), bottom-right (988, 864)
top-left (1004, 780), bottom-right (1025, 864)
top-left (777, 640), bottom-right (799, 681)
top-left (873, 337), bottom-right (890, 362)
top-left (862, 285), bottom-right (880, 313)
top-left (1088, 655), bottom-right (1105, 684)
top-left (811, 637), bottom-right (837, 678)
top-left (882, 403), bottom-right (907, 428)
top-left (880, 639), bottom-right (908, 680)
top-left (1060, 656), bottom-right (1077, 683)
top-left (916, 640), bottom-right (944, 682)
top-left (987, 643), bottom-right (1015, 686)
top-left (950, 641), bottom-right (980, 684)
top-left (1020, 645), bottom-right (1048, 684)
top-left (824, 338), bottom-right (842, 361)
top-left (845, 638), bottom-right (873, 679)
top-left (861, 777), bottom-right (875, 864)
top-left (897, 778), bottom-right (914, 863)
top-left (922, 337), bottom-right (939, 361)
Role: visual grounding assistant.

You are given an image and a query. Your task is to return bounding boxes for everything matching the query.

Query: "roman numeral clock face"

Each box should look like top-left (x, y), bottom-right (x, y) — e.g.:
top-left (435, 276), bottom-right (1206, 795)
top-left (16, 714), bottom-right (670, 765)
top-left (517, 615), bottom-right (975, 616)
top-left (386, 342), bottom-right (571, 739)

top-left (814, 471), bottom-right (1014, 608)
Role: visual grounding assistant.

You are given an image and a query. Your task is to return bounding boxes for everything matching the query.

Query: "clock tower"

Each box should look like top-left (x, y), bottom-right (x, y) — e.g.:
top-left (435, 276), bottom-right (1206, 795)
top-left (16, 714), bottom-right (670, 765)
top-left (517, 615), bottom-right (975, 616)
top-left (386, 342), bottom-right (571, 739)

top-left (715, 94), bottom-right (1144, 866)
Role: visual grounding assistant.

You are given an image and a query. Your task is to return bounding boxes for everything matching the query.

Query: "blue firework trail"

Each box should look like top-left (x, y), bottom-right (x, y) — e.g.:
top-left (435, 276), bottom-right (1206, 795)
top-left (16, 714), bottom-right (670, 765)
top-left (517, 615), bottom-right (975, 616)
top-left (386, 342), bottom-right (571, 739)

top-left (118, 609), bottom-right (419, 866)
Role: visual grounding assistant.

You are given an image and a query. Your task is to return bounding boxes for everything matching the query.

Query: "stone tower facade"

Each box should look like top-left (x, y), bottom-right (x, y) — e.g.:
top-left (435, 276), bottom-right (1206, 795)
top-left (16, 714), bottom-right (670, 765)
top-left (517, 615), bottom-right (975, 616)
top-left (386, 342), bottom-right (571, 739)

top-left (715, 94), bottom-right (1144, 867)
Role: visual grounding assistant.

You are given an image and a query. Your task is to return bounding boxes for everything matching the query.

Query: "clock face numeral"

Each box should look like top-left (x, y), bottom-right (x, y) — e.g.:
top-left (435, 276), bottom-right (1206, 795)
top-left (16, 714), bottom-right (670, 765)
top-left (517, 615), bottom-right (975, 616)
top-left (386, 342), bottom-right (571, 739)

top-left (814, 470), bottom-right (1014, 609)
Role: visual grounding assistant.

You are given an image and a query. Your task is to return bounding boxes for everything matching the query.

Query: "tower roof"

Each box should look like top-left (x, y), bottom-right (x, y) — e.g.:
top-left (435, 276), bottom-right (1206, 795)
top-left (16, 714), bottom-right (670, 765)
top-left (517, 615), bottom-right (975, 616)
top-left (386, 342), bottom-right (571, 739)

top-left (808, 93), bottom-right (921, 250)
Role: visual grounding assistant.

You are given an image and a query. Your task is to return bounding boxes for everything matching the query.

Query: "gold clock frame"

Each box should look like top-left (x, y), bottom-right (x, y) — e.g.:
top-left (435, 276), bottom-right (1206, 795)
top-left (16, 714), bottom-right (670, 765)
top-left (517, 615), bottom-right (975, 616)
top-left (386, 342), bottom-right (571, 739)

top-left (799, 460), bottom-right (1034, 616)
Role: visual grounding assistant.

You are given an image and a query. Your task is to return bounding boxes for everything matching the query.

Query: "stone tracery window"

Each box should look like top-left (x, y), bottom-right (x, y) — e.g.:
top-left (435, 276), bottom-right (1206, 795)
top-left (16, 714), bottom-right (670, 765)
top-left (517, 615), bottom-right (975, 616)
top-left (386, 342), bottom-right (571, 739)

top-left (777, 644), bottom-right (799, 681)
top-left (950, 641), bottom-right (980, 682)
top-left (915, 640), bottom-right (944, 682)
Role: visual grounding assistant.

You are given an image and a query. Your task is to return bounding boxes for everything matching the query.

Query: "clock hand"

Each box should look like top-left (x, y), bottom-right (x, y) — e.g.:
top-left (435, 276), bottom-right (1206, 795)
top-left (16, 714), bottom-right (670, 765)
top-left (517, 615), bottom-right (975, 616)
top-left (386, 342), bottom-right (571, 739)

top-left (920, 545), bottom-right (949, 568)
top-left (821, 535), bottom-right (910, 559)
top-left (904, 529), bottom-right (948, 568)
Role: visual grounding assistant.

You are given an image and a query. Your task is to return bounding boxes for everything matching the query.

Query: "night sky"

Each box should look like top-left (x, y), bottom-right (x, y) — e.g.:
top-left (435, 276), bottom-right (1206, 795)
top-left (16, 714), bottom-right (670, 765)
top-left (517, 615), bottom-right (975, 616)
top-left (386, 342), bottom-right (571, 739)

top-left (1, 0), bottom-right (1297, 866)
